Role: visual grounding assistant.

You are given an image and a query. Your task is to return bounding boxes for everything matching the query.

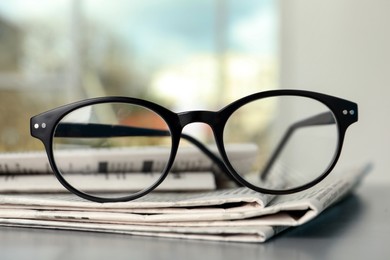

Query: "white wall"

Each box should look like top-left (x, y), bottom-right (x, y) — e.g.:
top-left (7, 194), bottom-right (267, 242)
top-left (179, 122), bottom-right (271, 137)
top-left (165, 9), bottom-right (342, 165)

top-left (280, 0), bottom-right (390, 183)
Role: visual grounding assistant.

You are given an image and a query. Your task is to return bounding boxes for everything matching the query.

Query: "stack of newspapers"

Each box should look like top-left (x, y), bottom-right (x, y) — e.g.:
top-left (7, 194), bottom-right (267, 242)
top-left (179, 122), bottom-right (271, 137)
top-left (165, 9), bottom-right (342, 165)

top-left (0, 145), bottom-right (370, 243)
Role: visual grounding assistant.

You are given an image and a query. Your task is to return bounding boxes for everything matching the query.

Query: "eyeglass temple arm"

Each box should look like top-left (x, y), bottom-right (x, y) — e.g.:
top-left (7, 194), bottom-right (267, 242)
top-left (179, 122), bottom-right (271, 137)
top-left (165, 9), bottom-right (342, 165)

top-left (54, 123), bottom-right (241, 185)
top-left (260, 111), bottom-right (336, 180)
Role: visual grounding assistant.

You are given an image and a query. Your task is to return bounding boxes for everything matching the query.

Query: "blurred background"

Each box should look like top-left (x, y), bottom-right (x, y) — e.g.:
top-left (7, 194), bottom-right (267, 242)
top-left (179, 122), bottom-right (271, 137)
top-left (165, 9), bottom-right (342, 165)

top-left (0, 0), bottom-right (388, 183)
top-left (0, 0), bottom-right (277, 150)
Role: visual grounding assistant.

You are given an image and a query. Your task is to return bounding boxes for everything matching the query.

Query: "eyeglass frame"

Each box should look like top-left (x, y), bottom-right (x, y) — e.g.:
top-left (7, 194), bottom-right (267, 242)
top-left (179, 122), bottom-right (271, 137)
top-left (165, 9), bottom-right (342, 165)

top-left (30, 89), bottom-right (358, 203)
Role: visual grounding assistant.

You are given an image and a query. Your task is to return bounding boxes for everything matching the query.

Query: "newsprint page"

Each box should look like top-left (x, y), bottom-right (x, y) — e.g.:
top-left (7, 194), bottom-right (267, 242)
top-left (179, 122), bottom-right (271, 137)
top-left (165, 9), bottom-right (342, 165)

top-left (0, 160), bottom-right (371, 243)
top-left (0, 145), bottom-right (371, 243)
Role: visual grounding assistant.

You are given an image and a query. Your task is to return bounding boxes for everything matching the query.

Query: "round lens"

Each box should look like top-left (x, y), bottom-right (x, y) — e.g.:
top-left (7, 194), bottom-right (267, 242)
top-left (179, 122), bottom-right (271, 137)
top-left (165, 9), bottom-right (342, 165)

top-left (223, 95), bottom-right (339, 191)
top-left (52, 102), bottom-right (172, 199)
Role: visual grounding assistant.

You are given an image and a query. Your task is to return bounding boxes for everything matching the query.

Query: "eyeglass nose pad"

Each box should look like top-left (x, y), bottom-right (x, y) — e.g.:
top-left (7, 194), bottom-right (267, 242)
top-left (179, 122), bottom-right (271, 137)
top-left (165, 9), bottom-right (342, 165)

top-left (177, 110), bottom-right (219, 126)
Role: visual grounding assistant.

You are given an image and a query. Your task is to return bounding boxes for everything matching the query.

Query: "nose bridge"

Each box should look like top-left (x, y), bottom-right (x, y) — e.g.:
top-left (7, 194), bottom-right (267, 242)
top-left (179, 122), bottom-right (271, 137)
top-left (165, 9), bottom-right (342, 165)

top-left (178, 110), bottom-right (217, 128)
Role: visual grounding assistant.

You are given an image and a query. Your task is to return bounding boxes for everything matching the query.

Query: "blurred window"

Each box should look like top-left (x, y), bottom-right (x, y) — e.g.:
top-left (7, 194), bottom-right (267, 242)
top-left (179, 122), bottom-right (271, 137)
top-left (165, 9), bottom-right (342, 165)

top-left (0, 0), bottom-right (278, 151)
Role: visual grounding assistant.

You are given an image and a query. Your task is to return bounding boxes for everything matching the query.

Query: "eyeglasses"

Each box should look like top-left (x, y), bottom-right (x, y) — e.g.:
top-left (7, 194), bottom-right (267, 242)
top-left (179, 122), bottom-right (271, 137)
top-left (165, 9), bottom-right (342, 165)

top-left (30, 90), bottom-right (358, 203)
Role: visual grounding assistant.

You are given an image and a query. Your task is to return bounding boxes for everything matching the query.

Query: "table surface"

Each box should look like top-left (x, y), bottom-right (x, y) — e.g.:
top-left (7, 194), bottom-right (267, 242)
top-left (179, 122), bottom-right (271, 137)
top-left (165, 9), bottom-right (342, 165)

top-left (0, 183), bottom-right (389, 260)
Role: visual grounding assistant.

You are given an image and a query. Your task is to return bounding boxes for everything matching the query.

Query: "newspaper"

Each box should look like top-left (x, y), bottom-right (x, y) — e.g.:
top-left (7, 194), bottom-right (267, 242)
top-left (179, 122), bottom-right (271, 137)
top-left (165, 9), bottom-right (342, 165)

top-left (0, 144), bottom-right (257, 192)
top-left (0, 144), bottom-right (257, 174)
top-left (0, 163), bottom-right (371, 243)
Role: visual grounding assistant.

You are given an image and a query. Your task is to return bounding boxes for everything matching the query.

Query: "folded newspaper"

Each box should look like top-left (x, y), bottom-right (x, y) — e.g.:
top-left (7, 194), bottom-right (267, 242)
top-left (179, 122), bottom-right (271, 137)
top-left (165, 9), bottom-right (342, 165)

top-left (0, 144), bottom-right (257, 192)
top-left (0, 163), bottom-right (370, 243)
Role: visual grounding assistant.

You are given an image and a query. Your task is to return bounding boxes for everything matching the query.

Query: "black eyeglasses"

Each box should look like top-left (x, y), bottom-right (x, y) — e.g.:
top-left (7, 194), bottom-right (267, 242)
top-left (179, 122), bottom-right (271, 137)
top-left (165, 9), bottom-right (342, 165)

top-left (30, 89), bottom-right (358, 203)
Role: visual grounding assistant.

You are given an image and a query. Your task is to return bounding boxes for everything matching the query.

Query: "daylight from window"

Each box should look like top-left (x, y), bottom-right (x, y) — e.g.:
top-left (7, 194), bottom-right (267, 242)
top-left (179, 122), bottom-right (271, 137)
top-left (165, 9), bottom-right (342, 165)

top-left (0, 0), bottom-right (278, 151)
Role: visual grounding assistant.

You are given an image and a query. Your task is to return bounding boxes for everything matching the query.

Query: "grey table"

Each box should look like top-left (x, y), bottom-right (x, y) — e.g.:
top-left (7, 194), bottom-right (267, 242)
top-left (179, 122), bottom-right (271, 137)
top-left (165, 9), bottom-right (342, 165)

top-left (0, 184), bottom-right (389, 260)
